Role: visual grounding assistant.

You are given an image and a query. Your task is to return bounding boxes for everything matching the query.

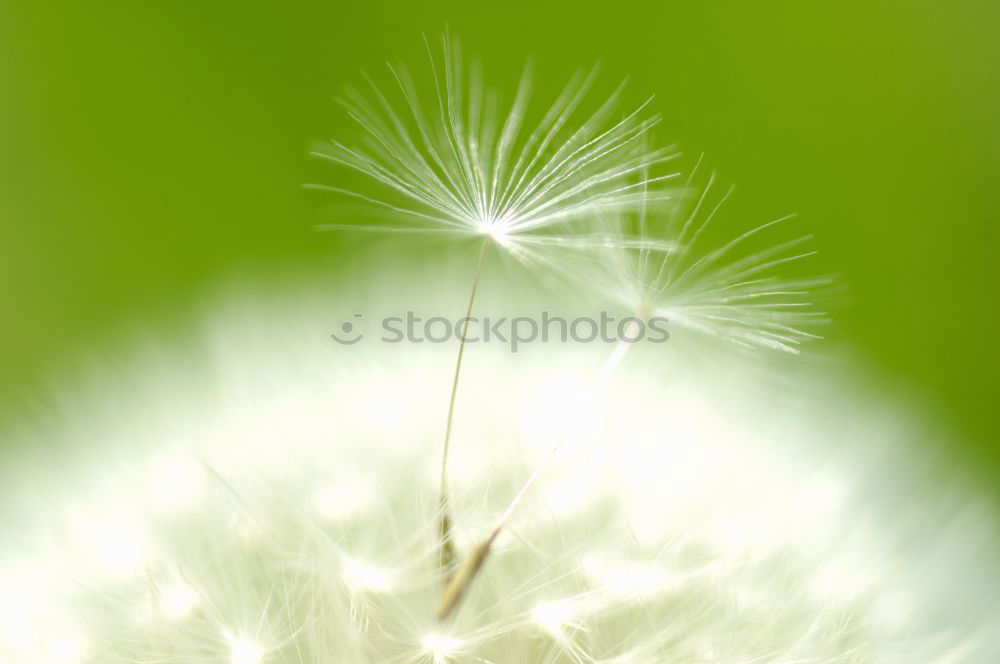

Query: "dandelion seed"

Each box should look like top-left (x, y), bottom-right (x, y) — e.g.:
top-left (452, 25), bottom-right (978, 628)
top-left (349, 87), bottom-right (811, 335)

top-left (587, 156), bottom-right (830, 354)
top-left (311, 33), bottom-right (680, 588)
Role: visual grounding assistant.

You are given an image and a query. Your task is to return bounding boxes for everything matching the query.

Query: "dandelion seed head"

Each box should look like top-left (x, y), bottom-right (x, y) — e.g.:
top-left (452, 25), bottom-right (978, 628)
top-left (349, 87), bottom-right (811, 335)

top-left (1, 275), bottom-right (997, 662)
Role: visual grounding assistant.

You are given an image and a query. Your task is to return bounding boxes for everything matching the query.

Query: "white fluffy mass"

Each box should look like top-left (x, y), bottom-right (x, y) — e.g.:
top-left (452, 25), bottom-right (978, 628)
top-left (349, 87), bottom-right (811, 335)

top-left (0, 266), bottom-right (997, 663)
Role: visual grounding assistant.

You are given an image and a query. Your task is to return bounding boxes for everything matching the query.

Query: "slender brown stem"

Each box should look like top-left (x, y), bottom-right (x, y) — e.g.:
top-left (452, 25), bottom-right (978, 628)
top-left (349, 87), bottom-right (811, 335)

top-left (438, 236), bottom-right (490, 578)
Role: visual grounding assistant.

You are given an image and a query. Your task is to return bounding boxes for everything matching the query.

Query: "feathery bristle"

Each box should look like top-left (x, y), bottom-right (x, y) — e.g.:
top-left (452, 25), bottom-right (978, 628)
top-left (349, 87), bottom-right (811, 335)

top-left (308, 34), bottom-right (679, 263)
top-left (578, 156), bottom-right (831, 354)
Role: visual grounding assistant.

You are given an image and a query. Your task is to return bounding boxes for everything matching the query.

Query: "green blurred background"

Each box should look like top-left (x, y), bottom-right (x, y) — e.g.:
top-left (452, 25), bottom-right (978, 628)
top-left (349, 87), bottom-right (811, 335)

top-left (1, 2), bottom-right (997, 468)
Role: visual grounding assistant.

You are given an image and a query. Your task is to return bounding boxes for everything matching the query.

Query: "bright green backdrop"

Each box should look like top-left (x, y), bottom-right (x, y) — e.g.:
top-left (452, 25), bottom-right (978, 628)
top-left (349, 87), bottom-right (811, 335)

top-left (1, 2), bottom-right (997, 467)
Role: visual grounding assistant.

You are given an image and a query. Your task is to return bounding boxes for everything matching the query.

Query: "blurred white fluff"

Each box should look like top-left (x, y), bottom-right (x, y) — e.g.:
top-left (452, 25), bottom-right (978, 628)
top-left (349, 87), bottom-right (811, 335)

top-left (308, 34), bottom-right (679, 263)
top-left (0, 270), bottom-right (998, 663)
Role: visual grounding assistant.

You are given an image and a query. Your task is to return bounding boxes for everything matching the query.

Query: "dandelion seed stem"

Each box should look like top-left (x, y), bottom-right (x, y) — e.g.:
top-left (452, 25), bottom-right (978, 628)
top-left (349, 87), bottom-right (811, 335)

top-left (438, 235), bottom-right (490, 579)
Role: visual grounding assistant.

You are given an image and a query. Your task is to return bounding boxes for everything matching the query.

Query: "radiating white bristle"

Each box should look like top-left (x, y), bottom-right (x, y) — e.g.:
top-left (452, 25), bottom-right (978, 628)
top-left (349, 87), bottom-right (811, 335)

top-left (308, 33), bottom-right (680, 267)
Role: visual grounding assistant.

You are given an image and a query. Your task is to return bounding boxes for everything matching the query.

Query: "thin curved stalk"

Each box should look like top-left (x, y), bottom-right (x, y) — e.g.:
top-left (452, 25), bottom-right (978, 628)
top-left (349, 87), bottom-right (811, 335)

top-left (435, 331), bottom-right (639, 620)
top-left (438, 236), bottom-right (490, 578)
